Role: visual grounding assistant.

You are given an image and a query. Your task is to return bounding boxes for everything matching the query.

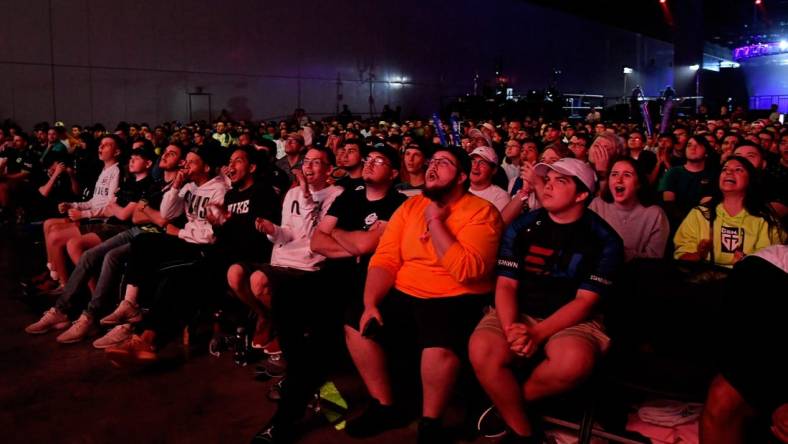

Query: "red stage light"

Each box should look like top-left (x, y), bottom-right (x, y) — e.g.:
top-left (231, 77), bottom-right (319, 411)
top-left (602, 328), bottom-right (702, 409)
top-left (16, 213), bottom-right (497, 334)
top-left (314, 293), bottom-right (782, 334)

top-left (660, 0), bottom-right (666, 3)
top-left (755, 0), bottom-right (762, 5)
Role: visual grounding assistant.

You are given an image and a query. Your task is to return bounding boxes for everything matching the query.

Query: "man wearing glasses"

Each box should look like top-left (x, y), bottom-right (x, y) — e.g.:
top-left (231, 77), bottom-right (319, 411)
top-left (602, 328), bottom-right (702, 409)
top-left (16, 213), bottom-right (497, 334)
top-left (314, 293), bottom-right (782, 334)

top-left (275, 132), bottom-right (305, 184)
top-left (252, 144), bottom-right (407, 443)
top-left (239, 146), bottom-right (342, 376)
top-left (343, 145), bottom-right (503, 442)
top-left (568, 134), bottom-right (590, 162)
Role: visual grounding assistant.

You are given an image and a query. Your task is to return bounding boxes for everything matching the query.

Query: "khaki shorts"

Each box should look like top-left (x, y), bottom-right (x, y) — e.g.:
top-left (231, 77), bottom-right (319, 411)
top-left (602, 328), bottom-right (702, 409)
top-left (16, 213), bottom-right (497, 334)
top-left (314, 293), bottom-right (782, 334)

top-left (475, 307), bottom-right (611, 355)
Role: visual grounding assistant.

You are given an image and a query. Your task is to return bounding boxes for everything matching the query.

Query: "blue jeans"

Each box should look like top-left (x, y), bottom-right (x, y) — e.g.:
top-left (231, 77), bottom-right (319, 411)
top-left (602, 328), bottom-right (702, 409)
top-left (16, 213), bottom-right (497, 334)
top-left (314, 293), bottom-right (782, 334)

top-left (55, 227), bottom-right (142, 317)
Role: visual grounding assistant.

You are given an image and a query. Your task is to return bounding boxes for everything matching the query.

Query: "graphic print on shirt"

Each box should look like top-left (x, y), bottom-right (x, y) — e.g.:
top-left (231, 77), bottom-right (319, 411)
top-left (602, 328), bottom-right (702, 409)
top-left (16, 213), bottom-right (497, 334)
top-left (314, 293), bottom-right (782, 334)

top-left (93, 174), bottom-right (114, 198)
top-left (184, 190), bottom-right (210, 219)
top-left (307, 200), bottom-right (325, 229)
top-left (522, 244), bottom-right (582, 279)
top-left (363, 212), bottom-right (379, 230)
top-left (720, 226), bottom-right (744, 253)
top-left (227, 199), bottom-right (250, 215)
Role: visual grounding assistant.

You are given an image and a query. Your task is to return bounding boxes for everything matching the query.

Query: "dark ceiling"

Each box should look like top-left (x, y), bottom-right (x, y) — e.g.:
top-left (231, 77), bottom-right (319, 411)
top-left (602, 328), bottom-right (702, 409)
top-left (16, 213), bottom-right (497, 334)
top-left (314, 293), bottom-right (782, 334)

top-left (525, 0), bottom-right (788, 49)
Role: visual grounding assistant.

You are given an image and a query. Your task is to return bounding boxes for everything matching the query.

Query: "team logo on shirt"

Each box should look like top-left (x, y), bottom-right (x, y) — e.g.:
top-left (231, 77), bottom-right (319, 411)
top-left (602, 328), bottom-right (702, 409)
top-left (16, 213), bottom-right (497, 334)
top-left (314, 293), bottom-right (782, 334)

top-left (524, 245), bottom-right (555, 274)
top-left (364, 212), bottom-right (379, 229)
top-left (520, 244), bottom-right (584, 279)
top-left (720, 226), bottom-right (743, 253)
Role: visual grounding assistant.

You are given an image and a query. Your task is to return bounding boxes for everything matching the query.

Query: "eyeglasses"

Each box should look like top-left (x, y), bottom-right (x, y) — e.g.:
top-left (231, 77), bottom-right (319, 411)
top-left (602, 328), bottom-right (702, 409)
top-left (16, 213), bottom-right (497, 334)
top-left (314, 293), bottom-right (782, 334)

top-left (302, 158), bottom-right (325, 167)
top-left (427, 157), bottom-right (457, 169)
top-left (363, 156), bottom-right (390, 167)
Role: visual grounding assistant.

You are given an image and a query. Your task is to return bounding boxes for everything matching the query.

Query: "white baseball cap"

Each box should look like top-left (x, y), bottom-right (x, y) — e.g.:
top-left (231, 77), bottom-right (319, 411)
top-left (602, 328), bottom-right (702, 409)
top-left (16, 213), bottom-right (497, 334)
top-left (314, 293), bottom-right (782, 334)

top-left (534, 158), bottom-right (597, 194)
top-left (470, 146), bottom-right (499, 165)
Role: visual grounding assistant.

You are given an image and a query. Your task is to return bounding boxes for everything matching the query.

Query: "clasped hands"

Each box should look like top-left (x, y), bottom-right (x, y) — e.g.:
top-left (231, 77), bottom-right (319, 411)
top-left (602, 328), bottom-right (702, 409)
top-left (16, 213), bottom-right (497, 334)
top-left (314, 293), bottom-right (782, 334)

top-left (505, 322), bottom-right (544, 358)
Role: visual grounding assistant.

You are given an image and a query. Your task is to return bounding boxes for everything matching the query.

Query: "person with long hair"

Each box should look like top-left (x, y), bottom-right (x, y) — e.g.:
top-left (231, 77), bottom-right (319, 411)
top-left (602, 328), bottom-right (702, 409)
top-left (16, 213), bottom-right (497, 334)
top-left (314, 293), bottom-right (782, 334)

top-left (673, 156), bottom-right (784, 268)
top-left (590, 157), bottom-right (669, 261)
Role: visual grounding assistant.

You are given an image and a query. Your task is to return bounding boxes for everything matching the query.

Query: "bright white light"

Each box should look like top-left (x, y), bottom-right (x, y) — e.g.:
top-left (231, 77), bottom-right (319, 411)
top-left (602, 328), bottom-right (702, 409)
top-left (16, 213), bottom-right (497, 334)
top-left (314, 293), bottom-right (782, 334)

top-left (780, 40), bottom-right (788, 50)
top-left (388, 76), bottom-right (408, 87)
top-left (689, 64), bottom-right (700, 71)
top-left (623, 67), bottom-right (633, 74)
top-left (703, 63), bottom-right (720, 72)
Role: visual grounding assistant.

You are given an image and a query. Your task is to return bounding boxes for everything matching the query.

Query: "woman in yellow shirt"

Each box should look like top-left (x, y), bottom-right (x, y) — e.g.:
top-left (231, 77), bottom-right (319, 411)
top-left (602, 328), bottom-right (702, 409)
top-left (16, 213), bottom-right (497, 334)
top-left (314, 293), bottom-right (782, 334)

top-left (674, 156), bottom-right (784, 268)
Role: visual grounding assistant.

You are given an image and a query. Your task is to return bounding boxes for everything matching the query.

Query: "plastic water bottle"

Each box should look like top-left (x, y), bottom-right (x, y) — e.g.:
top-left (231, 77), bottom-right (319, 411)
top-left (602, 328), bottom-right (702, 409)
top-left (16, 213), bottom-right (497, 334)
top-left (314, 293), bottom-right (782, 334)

top-left (234, 326), bottom-right (247, 366)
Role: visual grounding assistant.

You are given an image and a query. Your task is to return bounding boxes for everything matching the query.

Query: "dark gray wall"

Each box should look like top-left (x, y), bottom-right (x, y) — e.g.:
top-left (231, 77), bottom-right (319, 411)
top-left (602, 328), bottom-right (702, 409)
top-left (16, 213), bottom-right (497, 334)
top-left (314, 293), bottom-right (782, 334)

top-left (0, 0), bottom-right (674, 127)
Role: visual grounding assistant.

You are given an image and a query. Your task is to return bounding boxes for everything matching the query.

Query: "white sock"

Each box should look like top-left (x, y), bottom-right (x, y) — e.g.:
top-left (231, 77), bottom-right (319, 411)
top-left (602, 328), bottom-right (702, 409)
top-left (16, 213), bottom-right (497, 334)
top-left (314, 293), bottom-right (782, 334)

top-left (50, 270), bottom-right (59, 282)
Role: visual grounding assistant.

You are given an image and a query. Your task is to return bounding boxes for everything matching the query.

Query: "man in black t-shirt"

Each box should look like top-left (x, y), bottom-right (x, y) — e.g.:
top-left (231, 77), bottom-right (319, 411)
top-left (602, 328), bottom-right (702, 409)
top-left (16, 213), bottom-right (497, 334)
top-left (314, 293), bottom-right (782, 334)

top-left (334, 138), bottom-right (366, 191)
top-left (212, 145), bottom-right (281, 265)
top-left (469, 158), bottom-right (623, 443)
top-left (250, 143), bottom-right (405, 443)
top-left (222, 146), bottom-right (284, 340)
top-left (315, 144), bottom-right (407, 317)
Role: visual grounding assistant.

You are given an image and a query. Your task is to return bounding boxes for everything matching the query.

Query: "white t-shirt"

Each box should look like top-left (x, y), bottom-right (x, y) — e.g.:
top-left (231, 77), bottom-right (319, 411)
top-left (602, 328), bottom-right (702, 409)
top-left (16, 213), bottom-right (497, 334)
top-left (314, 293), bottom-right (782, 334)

top-left (752, 245), bottom-right (788, 273)
top-left (469, 184), bottom-right (510, 212)
top-left (500, 161), bottom-right (520, 182)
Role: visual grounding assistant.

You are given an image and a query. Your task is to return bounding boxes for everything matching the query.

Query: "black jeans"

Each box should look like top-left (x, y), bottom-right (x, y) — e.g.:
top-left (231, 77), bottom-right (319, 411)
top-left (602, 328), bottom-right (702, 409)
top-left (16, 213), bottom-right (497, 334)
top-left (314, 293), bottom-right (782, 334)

top-left (269, 268), bottom-right (346, 423)
top-left (125, 233), bottom-right (207, 294)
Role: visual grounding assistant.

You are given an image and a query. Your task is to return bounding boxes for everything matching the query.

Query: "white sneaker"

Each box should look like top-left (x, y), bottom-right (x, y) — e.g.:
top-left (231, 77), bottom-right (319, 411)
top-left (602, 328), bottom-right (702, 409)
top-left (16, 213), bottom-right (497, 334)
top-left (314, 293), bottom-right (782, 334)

top-left (92, 324), bottom-right (134, 349)
top-left (100, 300), bottom-right (142, 326)
top-left (24, 308), bottom-right (69, 334)
top-left (56, 314), bottom-right (96, 344)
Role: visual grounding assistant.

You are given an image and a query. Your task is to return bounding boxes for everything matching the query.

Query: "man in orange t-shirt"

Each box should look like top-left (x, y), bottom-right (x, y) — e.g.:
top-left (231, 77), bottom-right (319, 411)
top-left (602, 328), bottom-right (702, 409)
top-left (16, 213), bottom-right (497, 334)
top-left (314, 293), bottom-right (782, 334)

top-left (344, 145), bottom-right (504, 442)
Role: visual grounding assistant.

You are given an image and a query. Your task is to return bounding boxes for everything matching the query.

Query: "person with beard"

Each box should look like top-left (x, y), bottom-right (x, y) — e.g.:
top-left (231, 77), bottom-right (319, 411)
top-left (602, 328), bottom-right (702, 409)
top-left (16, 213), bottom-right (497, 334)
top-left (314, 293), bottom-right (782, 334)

top-left (251, 145), bottom-right (405, 443)
top-left (343, 145), bottom-right (503, 443)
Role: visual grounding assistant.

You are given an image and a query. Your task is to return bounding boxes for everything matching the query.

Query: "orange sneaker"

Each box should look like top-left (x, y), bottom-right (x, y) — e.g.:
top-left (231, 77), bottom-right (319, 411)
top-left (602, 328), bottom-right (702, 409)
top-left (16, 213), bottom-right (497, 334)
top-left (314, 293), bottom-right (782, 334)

top-left (106, 331), bottom-right (157, 366)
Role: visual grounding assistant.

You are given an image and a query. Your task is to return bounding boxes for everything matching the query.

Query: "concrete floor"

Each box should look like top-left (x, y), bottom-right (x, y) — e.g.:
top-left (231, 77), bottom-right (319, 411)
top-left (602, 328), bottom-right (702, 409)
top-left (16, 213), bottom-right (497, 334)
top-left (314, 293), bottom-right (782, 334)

top-left (0, 225), bottom-right (486, 444)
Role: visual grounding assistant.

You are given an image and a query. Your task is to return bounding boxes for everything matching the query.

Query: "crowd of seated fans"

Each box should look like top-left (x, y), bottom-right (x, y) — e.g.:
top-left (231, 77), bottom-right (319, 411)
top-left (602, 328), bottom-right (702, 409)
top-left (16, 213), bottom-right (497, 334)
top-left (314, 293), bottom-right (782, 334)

top-left (1, 108), bottom-right (786, 444)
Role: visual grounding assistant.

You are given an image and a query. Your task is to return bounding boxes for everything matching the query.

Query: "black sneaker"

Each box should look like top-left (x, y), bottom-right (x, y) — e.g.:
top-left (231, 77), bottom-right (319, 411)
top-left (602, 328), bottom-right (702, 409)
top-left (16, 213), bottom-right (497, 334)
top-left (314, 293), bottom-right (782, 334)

top-left (345, 399), bottom-right (407, 438)
top-left (417, 417), bottom-right (449, 444)
top-left (497, 431), bottom-right (544, 444)
top-left (249, 420), bottom-right (295, 444)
